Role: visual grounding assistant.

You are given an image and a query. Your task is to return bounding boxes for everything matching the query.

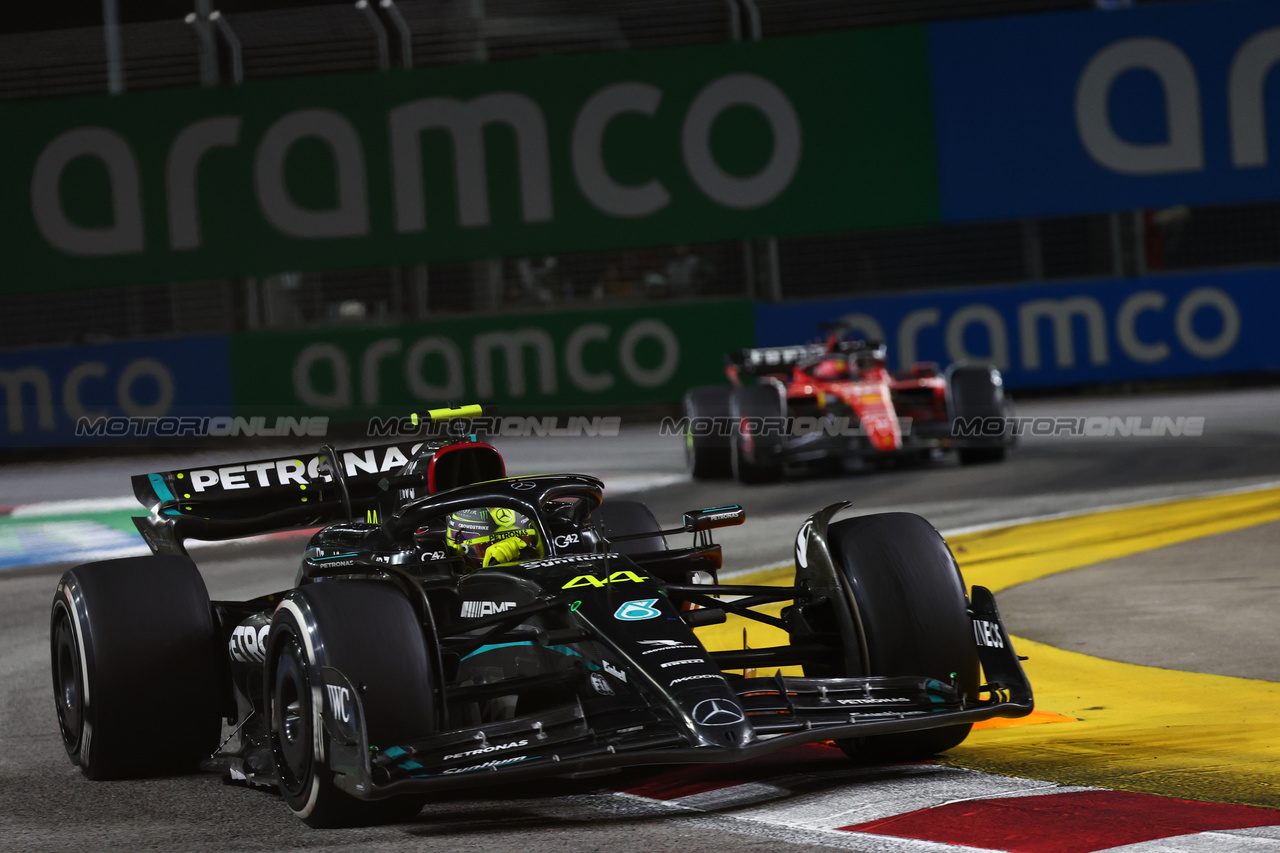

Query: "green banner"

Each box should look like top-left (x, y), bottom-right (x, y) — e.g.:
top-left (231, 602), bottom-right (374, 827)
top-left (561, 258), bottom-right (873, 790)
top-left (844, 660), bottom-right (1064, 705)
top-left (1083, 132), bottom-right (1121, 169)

top-left (230, 299), bottom-right (754, 420)
top-left (0, 27), bottom-right (936, 294)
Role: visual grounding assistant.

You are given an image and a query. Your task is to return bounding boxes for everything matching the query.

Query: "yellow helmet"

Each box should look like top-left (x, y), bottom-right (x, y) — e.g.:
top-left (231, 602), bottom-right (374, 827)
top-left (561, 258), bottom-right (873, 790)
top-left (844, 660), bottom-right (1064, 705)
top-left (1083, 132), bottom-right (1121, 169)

top-left (445, 507), bottom-right (542, 569)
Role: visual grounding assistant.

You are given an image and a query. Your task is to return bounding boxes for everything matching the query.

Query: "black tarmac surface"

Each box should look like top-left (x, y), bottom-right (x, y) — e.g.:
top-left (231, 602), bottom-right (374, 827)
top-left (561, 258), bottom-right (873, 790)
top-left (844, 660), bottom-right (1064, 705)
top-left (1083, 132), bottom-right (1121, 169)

top-left (3, 387), bottom-right (1278, 851)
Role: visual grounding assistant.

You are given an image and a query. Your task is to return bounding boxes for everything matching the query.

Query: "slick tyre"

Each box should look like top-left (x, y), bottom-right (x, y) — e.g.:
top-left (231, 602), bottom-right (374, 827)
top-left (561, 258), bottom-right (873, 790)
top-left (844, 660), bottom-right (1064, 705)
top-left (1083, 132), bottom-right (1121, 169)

top-left (50, 555), bottom-right (222, 780)
top-left (729, 385), bottom-right (785, 484)
top-left (596, 499), bottom-right (667, 555)
top-left (265, 580), bottom-right (435, 828)
top-left (682, 387), bottom-right (732, 480)
top-left (948, 363), bottom-right (1008, 465)
top-left (958, 446), bottom-right (1005, 465)
top-left (825, 513), bottom-right (979, 761)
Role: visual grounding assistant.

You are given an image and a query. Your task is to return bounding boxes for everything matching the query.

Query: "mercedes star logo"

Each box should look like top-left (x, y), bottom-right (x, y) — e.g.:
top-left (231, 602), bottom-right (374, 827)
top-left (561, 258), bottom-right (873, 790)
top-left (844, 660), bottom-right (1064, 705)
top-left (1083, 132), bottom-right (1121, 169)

top-left (691, 698), bottom-right (745, 726)
top-left (510, 481), bottom-right (537, 490)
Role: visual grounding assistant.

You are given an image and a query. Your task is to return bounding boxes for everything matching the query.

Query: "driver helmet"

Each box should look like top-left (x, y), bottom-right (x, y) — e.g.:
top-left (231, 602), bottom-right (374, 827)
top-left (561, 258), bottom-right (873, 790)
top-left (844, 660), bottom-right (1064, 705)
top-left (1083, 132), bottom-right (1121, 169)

top-left (812, 358), bottom-right (849, 380)
top-left (855, 341), bottom-right (888, 371)
top-left (446, 507), bottom-right (543, 569)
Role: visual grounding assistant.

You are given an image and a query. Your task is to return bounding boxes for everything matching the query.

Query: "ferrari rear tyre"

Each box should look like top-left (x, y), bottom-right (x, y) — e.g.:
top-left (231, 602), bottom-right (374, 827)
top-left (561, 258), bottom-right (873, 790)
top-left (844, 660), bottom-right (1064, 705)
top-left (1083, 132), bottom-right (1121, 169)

top-left (682, 387), bottom-right (732, 480)
top-left (958, 446), bottom-right (1006, 465)
top-left (948, 363), bottom-right (1010, 466)
top-left (596, 500), bottom-right (667, 555)
top-left (729, 385), bottom-right (785, 484)
top-left (50, 555), bottom-right (222, 780)
top-left (265, 580), bottom-right (435, 828)
top-left (824, 513), bottom-right (979, 761)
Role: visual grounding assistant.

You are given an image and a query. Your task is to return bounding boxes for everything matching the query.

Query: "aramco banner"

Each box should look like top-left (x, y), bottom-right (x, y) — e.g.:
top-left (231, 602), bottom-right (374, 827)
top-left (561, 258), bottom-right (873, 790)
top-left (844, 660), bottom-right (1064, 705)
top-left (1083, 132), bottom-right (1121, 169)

top-left (230, 299), bottom-right (755, 421)
top-left (0, 336), bottom-right (233, 446)
top-left (6, 0), bottom-right (1278, 296)
top-left (0, 27), bottom-right (936, 294)
top-left (931, 0), bottom-right (1280, 220)
top-left (755, 269), bottom-right (1280, 390)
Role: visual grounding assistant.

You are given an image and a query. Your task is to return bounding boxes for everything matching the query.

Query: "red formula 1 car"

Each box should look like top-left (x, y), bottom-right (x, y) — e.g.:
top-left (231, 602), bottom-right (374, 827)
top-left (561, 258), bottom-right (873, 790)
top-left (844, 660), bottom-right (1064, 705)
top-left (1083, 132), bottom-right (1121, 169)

top-left (682, 335), bottom-right (1012, 483)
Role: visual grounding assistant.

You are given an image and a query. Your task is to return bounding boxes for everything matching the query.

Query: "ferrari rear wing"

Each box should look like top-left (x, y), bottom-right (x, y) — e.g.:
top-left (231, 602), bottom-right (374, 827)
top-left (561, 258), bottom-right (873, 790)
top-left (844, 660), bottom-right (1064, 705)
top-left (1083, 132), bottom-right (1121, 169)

top-left (727, 340), bottom-right (886, 377)
top-left (130, 440), bottom-right (439, 555)
top-left (727, 344), bottom-right (829, 376)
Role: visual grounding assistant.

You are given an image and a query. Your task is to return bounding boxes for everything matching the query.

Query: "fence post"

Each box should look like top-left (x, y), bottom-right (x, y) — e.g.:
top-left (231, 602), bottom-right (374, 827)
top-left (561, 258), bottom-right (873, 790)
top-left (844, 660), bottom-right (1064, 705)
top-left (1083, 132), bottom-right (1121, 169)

top-left (102, 0), bottom-right (124, 94)
top-left (1020, 218), bottom-right (1044, 281)
top-left (1133, 210), bottom-right (1147, 276)
top-left (185, 1), bottom-right (220, 88)
top-left (380, 0), bottom-right (414, 69)
top-left (739, 0), bottom-right (780, 301)
top-left (209, 11), bottom-right (243, 85)
top-left (355, 0), bottom-right (391, 71)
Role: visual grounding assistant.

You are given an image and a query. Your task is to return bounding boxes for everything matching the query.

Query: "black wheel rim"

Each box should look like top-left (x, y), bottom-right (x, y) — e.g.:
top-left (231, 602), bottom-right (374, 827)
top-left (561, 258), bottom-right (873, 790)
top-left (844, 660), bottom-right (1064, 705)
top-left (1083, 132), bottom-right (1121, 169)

top-left (51, 605), bottom-right (84, 753)
top-left (269, 631), bottom-right (313, 799)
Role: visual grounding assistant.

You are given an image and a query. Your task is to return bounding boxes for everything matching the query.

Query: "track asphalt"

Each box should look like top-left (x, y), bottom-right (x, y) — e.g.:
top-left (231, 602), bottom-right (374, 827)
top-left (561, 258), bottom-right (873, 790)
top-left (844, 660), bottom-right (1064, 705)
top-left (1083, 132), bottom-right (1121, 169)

top-left (693, 485), bottom-right (1280, 853)
top-left (2, 388), bottom-right (1279, 850)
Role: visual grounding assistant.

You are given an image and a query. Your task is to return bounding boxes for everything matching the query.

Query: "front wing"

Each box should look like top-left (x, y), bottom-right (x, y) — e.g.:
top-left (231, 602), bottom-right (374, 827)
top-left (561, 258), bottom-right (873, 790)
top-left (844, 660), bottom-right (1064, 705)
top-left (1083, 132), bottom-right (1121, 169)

top-left (321, 587), bottom-right (1032, 798)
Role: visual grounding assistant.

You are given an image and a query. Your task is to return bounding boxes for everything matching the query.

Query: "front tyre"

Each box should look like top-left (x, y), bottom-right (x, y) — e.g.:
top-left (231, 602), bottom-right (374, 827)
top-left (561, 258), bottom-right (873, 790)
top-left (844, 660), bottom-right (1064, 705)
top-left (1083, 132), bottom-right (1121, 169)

top-left (266, 580), bottom-right (435, 828)
top-left (825, 513), bottom-right (979, 761)
top-left (50, 556), bottom-right (222, 780)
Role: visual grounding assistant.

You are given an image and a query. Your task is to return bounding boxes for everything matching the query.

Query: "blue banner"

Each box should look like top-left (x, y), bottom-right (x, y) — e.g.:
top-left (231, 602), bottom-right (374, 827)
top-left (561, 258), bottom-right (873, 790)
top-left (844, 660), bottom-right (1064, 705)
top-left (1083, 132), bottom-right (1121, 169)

top-left (755, 269), bottom-right (1280, 389)
top-left (0, 336), bottom-right (233, 446)
top-left (931, 0), bottom-right (1280, 221)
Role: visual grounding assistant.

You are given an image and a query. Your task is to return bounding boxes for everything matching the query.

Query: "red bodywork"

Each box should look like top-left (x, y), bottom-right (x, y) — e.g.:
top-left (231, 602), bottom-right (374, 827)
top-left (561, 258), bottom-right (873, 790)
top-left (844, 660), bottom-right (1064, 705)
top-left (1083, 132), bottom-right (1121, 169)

top-left (726, 338), bottom-right (950, 455)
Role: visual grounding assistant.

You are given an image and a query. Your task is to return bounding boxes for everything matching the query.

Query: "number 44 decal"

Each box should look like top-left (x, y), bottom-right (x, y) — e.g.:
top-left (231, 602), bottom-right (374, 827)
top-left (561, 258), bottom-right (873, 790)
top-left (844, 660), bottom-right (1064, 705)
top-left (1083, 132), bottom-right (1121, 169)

top-left (561, 570), bottom-right (648, 589)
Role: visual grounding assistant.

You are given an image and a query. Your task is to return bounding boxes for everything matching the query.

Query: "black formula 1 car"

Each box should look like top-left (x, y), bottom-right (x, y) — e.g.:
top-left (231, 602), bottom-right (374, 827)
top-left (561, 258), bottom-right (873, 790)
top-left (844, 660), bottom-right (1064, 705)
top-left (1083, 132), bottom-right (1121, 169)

top-left (50, 409), bottom-right (1032, 827)
top-left (684, 333), bottom-right (1014, 483)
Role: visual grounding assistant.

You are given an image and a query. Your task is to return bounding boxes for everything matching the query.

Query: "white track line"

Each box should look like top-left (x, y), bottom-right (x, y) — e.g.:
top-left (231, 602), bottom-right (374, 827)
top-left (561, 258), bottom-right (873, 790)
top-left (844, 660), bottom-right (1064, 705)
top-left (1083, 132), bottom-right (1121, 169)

top-left (8, 496), bottom-right (141, 517)
top-left (1096, 827), bottom-right (1280, 852)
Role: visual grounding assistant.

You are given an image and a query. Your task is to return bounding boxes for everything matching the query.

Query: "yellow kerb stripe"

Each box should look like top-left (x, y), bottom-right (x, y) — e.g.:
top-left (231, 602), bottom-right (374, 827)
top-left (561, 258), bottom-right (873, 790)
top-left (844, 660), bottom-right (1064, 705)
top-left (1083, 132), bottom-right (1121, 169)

top-left (695, 486), bottom-right (1280, 808)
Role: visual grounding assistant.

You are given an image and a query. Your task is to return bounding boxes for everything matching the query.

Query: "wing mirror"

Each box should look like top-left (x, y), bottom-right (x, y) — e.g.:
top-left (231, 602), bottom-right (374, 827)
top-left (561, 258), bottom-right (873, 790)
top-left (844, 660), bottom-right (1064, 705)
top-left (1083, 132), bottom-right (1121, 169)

top-left (605, 505), bottom-right (746, 546)
top-left (683, 505), bottom-right (746, 532)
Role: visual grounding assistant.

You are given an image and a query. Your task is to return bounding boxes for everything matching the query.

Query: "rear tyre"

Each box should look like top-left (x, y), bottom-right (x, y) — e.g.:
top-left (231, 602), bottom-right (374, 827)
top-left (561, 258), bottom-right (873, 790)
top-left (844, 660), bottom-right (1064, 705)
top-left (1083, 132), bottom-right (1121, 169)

top-left (596, 500), bottom-right (666, 554)
top-left (824, 513), bottom-right (979, 761)
top-left (265, 580), bottom-right (434, 828)
top-left (948, 363), bottom-right (1009, 466)
top-left (729, 385), bottom-right (785, 484)
top-left (958, 446), bottom-right (1005, 465)
top-left (50, 555), bottom-right (222, 780)
top-left (682, 387), bottom-right (732, 480)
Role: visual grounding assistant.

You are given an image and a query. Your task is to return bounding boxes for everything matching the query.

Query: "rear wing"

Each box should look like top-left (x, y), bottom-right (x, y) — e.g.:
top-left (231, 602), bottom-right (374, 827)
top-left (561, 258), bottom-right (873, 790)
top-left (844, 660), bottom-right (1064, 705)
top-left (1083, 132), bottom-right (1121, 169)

top-left (727, 344), bottom-right (829, 376)
top-left (727, 340), bottom-right (889, 378)
top-left (131, 440), bottom-right (439, 556)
